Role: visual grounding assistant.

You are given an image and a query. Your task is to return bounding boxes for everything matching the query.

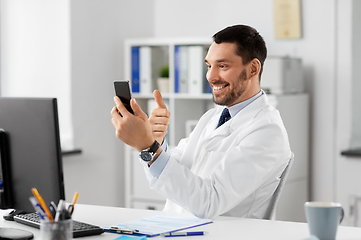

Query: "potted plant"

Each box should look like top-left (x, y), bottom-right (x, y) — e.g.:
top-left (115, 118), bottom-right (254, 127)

top-left (157, 65), bottom-right (169, 93)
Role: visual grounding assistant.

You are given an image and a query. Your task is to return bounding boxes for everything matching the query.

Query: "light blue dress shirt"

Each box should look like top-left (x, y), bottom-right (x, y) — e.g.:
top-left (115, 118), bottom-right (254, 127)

top-left (149, 90), bottom-right (264, 178)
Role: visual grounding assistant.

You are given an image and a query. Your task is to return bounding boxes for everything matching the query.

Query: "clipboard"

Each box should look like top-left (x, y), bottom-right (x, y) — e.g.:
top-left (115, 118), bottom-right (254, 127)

top-left (103, 214), bottom-right (213, 237)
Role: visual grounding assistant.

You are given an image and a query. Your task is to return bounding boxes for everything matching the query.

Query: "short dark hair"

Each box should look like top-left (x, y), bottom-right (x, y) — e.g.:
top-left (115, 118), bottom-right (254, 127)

top-left (212, 25), bottom-right (267, 81)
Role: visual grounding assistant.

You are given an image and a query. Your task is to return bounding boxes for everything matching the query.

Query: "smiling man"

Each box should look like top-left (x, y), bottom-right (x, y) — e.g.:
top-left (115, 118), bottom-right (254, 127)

top-left (205, 41), bottom-right (261, 107)
top-left (111, 25), bottom-right (292, 219)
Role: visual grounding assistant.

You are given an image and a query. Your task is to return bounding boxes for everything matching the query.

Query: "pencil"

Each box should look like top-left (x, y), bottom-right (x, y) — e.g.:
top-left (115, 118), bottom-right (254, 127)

top-left (71, 192), bottom-right (79, 206)
top-left (68, 192), bottom-right (79, 215)
top-left (31, 188), bottom-right (54, 221)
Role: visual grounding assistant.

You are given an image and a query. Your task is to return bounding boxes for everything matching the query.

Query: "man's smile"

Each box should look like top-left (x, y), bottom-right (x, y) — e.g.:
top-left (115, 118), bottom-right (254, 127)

top-left (212, 83), bottom-right (229, 94)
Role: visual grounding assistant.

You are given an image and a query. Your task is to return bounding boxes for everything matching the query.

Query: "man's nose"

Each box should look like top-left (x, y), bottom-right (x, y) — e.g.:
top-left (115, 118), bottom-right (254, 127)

top-left (206, 67), bottom-right (220, 82)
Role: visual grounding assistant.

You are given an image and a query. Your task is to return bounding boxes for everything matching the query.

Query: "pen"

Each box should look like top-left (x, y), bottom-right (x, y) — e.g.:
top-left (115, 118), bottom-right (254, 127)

top-left (163, 231), bottom-right (206, 237)
top-left (48, 201), bottom-right (57, 218)
top-left (50, 201), bottom-right (57, 211)
top-left (31, 188), bottom-right (54, 221)
top-left (55, 199), bottom-right (65, 222)
top-left (109, 226), bottom-right (139, 234)
top-left (28, 196), bottom-right (45, 220)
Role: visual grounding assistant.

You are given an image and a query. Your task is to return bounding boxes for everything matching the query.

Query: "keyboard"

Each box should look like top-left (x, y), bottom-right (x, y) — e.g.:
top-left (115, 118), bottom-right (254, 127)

top-left (13, 212), bottom-right (104, 238)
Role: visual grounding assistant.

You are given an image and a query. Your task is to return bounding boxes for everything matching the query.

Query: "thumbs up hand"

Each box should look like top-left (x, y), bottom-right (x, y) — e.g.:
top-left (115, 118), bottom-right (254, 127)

top-left (149, 90), bottom-right (170, 145)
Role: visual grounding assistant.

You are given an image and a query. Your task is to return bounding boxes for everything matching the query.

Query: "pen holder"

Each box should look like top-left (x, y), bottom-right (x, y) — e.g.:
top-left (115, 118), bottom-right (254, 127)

top-left (40, 219), bottom-right (73, 240)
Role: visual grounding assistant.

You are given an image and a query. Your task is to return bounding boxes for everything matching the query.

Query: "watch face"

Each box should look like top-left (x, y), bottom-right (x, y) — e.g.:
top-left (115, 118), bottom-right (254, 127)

top-left (140, 151), bottom-right (153, 162)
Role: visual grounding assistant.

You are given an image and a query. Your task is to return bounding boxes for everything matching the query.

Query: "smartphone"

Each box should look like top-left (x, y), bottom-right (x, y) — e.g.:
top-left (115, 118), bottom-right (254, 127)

top-left (114, 80), bottom-right (134, 115)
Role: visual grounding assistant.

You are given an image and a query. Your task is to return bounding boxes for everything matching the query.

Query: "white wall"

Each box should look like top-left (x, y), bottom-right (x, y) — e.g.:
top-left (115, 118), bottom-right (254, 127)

top-left (63, 0), bottom-right (154, 207)
top-left (0, 0), bottom-right (155, 207)
top-left (350, 0), bottom-right (361, 149)
top-left (153, 0), bottom-right (337, 202)
top-left (0, 0), bottom-right (73, 150)
top-left (335, 0), bottom-right (361, 226)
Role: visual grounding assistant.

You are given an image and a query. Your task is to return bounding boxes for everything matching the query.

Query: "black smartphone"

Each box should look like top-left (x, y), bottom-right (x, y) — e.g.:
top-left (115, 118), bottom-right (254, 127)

top-left (114, 80), bottom-right (134, 115)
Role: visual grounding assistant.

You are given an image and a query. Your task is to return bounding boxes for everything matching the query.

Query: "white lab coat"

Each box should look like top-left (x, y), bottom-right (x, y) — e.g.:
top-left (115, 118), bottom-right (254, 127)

top-left (143, 92), bottom-right (292, 219)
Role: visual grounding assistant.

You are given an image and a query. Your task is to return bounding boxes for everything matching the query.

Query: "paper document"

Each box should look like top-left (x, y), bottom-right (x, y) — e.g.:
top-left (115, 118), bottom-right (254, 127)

top-left (103, 214), bottom-right (212, 237)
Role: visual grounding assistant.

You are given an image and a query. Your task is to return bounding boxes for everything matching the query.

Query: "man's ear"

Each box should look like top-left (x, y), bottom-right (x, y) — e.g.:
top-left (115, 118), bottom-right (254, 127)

top-left (249, 58), bottom-right (261, 77)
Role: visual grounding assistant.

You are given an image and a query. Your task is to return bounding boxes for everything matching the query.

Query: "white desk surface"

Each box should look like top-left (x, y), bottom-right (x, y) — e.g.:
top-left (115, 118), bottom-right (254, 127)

top-left (1, 204), bottom-right (361, 239)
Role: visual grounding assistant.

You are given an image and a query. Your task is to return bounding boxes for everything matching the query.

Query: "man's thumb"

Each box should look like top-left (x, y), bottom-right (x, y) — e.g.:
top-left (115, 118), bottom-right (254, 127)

top-left (154, 90), bottom-right (167, 108)
top-left (130, 98), bottom-right (147, 120)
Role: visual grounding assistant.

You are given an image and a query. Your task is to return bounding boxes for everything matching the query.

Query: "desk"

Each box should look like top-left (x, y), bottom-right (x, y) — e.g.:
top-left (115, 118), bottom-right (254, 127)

top-left (1, 204), bottom-right (361, 239)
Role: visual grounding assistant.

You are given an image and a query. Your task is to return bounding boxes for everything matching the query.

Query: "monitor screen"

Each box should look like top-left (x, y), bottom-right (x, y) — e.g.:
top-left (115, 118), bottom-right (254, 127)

top-left (0, 97), bottom-right (65, 216)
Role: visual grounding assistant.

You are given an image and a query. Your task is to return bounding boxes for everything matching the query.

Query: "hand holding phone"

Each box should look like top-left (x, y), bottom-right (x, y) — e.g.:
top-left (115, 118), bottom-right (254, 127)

top-left (114, 80), bottom-right (134, 115)
top-left (112, 81), bottom-right (156, 152)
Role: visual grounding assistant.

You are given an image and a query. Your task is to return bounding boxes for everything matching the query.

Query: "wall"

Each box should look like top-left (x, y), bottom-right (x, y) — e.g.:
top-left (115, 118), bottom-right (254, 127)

top-left (64, 0), bottom-right (154, 207)
top-left (350, 0), bottom-right (361, 149)
top-left (0, 0), bottom-right (73, 149)
top-left (335, 0), bottom-right (361, 226)
top-left (153, 0), bottom-right (337, 202)
top-left (0, 0), bottom-right (155, 207)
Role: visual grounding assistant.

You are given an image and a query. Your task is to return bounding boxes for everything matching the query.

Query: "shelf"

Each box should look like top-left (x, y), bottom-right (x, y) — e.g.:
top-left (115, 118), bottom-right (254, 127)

top-left (173, 93), bottom-right (212, 100)
top-left (62, 148), bottom-right (82, 156)
top-left (124, 37), bottom-right (212, 47)
top-left (341, 148), bottom-right (361, 157)
top-left (133, 93), bottom-right (213, 100)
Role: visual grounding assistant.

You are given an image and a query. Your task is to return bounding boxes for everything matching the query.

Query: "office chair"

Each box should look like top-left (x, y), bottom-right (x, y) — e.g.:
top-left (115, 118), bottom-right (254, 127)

top-left (263, 153), bottom-right (294, 220)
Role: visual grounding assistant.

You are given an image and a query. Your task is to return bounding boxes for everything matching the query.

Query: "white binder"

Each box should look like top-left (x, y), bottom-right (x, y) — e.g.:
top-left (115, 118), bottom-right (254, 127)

top-left (188, 46), bottom-right (204, 94)
top-left (179, 46), bottom-right (189, 93)
top-left (140, 46), bottom-right (152, 94)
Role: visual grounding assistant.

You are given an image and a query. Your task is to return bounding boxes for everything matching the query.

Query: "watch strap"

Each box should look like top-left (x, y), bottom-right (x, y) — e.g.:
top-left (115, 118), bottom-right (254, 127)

top-left (148, 140), bottom-right (160, 155)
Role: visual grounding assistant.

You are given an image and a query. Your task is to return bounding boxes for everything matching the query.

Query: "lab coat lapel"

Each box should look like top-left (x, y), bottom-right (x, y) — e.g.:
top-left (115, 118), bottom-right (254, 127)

top-left (202, 94), bottom-right (269, 152)
top-left (229, 93), bottom-right (269, 130)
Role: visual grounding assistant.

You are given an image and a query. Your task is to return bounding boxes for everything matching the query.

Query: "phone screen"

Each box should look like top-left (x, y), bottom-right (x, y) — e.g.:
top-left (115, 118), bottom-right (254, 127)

top-left (114, 80), bottom-right (134, 115)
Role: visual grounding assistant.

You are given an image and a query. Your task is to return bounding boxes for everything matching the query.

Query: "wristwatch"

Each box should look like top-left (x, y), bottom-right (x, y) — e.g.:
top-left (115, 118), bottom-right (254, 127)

top-left (139, 140), bottom-right (160, 162)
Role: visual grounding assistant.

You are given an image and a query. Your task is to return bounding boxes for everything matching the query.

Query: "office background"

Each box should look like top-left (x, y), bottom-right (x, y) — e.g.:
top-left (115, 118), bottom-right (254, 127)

top-left (1, 0), bottom-right (360, 225)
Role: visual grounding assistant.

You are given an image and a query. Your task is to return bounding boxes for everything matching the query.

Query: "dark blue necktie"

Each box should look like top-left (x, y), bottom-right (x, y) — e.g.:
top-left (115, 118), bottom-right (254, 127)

top-left (216, 108), bottom-right (231, 128)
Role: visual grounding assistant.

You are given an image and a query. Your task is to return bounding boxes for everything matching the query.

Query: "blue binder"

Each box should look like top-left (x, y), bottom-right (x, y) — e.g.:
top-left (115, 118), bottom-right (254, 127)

top-left (204, 75), bottom-right (212, 93)
top-left (131, 47), bottom-right (140, 93)
top-left (174, 45), bottom-right (180, 93)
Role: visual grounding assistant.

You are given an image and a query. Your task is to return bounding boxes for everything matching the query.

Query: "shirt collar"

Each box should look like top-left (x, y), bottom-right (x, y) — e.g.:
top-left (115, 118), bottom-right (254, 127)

top-left (226, 90), bottom-right (263, 118)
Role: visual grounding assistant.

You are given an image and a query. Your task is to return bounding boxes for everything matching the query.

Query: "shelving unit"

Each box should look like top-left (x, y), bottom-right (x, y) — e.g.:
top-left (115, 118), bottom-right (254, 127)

top-left (123, 38), bottom-right (213, 209)
top-left (124, 37), bottom-right (213, 146)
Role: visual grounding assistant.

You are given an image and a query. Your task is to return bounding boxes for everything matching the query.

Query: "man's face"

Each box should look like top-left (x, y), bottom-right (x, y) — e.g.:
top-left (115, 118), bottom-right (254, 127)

top-left (205, 42), bottom-right (251, 107)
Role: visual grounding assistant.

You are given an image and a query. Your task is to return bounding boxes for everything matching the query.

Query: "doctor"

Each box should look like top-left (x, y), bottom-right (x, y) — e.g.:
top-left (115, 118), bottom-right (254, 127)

top-left (111, 24), bottom-right (292, 219)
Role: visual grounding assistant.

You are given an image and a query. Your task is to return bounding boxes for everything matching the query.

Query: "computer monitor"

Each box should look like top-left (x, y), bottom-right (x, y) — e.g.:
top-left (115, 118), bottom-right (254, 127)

top-left (0, 97), bottom-right (65, 219)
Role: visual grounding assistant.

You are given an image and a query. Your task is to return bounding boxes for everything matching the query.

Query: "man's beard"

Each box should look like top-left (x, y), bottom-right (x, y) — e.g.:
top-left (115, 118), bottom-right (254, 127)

top-left (212, 69), bottom-right (248, 106)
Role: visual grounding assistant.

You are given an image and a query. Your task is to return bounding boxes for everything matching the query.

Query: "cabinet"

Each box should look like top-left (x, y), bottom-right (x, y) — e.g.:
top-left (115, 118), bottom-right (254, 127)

top-left (269, 94), bottom-right (309, 222)
top-left (123, 38), bottom-right (309, 221)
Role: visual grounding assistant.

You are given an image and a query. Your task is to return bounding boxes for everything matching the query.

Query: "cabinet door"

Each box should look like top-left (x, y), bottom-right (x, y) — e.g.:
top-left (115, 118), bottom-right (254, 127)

top-left (130, 149), bottom-right (166, 202)
top-left (276, 180), bottom-right (308, 222)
